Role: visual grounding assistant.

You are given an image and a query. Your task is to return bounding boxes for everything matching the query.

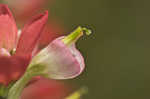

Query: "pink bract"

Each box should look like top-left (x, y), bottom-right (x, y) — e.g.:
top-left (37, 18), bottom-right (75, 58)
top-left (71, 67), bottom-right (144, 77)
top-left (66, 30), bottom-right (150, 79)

top-left (30, 36), bottom-right (85, 79)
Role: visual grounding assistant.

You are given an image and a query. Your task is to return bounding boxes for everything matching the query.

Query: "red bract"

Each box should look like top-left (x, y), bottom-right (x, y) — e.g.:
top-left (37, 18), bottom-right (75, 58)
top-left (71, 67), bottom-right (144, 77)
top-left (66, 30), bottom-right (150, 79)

top-left (0, 4), bottom-right (48, 85)
top-left (4, 0), bottom-right (64, 50)
top-left (0, 5), bottom-right (17, 51)
top-left (21, 78), bottom-right (70, 99)
top-left (4, 0), bottom-right (49, 21)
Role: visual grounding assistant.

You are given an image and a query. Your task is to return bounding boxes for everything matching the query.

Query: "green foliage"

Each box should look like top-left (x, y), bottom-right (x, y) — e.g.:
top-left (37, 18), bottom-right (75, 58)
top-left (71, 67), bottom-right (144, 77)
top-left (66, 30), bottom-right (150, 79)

top-left (0, 82), bottom-right (15, 98)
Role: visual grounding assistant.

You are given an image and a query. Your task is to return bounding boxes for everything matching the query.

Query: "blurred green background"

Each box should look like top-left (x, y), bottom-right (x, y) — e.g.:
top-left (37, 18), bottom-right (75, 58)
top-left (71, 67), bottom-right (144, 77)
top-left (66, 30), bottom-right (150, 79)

top-left (51, 0), bottom-right (150, 99)
top-left (2, 0), bottom-right (150, 99)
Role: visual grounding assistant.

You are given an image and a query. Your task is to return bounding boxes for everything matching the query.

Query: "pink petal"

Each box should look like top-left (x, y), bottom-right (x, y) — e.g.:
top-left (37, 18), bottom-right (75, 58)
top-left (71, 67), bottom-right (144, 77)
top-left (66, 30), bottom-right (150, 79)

top-left (16, 11), bottom-right (48, 55)
top-left (21, 78), bottom-right (69, 99)
top-left (0, 4), bottom-right (18, 51)
top-left (31, 37), bottom-right (85, 79)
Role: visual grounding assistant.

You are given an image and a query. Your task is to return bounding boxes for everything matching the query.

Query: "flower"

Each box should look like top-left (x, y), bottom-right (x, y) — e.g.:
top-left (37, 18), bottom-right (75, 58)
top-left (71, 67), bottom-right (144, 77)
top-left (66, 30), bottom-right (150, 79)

top-left (0, 4), bottom-right (48, 85)
top-left (7, 26), bottom-right (91, 99)
top-left (0, 4), bottom-right (91, 99)
top-left (28, 27), bottom-right (90, 80)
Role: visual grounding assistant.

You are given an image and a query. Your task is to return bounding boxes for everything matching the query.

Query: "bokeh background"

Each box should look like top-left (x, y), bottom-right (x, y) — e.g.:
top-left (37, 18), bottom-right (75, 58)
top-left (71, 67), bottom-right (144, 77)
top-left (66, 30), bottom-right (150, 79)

top-left (1, 0), bottom-right (150, 99)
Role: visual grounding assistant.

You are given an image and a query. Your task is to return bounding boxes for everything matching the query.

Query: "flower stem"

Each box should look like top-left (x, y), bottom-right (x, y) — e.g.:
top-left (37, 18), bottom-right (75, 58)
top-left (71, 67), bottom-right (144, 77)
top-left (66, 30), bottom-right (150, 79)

top-left (8, 72), bottom-right (32, 99)
top-left (7, 65), bottom-right (45, 99)
top-left (0, 82), bottom-right (14, 98)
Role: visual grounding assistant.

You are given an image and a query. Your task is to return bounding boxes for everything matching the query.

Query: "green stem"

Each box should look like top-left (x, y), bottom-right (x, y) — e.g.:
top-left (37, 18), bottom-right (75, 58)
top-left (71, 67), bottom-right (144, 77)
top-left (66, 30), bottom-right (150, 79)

top-left (7, 65), bottom-right (45, 99)
top-left (7, 72), bottom-right (32, 99)
top-left (0, 82), bottom-right (15, 98)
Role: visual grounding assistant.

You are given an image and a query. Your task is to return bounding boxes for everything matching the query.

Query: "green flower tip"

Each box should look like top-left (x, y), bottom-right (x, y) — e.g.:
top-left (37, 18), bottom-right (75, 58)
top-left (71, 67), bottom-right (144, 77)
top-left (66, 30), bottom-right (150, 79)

top-left (82, 27), bottom-right (92, 35)
top-left (62, 26), bottom-right (92, 46)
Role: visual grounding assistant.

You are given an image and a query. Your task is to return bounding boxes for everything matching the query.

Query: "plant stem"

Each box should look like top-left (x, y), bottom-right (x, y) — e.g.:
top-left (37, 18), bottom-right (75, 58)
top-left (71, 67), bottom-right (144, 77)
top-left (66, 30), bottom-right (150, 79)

top-left (7, 72), bottom-right (32, 99)
top-left (7, 65), bottom-right (45, 99)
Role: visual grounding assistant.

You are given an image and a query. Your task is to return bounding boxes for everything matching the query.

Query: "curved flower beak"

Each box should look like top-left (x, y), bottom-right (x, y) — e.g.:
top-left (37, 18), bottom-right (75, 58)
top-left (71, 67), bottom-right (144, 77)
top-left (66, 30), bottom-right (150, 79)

top-left (29, 27), bottom-right (91, 79)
